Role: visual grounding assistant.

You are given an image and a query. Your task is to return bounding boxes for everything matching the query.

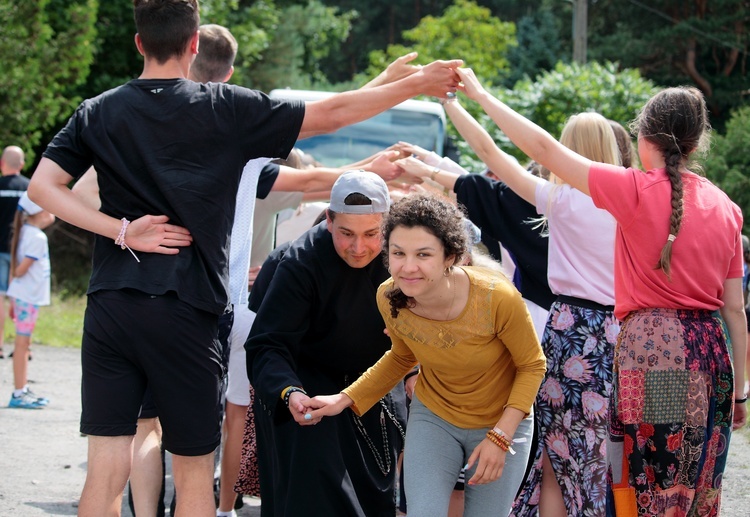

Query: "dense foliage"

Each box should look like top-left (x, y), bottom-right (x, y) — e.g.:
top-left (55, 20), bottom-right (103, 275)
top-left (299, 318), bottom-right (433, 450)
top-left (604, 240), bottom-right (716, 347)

top-left (0, 0), bottom-right (97, 163)
top-left (0, 0), bottom-right (746, 291)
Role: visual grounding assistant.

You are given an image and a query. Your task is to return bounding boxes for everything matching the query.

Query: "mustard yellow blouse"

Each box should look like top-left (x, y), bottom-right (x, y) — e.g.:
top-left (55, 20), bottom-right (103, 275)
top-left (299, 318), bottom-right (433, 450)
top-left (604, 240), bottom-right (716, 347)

top-left (343, 267), bottom-right (546, 429)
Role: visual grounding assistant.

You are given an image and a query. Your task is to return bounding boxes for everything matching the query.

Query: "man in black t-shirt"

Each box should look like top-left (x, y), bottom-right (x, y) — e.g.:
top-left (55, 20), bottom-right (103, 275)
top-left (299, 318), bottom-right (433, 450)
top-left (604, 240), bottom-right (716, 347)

top-left (26, 1), bottom-right (460, 515)
top-left (0, 146), bottom-right (29, 359)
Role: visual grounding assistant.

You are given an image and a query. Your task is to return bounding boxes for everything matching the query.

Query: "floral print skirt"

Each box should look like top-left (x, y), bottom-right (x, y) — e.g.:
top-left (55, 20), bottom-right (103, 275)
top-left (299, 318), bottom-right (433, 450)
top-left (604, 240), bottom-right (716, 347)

top-left (607, 308), bottom-right (734, 517)
top-left (513, 299), bottom-right (619, 516)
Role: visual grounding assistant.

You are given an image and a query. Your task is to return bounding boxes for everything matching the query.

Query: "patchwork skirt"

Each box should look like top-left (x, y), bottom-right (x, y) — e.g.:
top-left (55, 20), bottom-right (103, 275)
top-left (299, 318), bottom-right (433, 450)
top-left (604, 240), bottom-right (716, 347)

top-left (608, 308), bottom-right (734, 516)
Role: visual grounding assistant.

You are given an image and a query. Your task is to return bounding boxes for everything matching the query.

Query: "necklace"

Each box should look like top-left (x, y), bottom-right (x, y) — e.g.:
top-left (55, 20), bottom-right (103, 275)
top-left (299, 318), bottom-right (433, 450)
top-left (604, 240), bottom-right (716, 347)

top-left (444, 271), bottom-right (456, 320)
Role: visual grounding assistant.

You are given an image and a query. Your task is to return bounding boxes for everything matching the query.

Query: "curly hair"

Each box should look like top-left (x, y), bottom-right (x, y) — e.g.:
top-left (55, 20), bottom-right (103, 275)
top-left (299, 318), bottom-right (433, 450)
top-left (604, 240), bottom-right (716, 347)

top-left (382, 194), bottom-right (469, 318)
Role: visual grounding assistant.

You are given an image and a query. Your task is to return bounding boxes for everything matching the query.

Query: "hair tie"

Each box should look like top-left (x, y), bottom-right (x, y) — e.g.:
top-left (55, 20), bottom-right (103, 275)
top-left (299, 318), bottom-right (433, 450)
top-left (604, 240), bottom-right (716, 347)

top-left (667, 234), bottom-right (676, 243)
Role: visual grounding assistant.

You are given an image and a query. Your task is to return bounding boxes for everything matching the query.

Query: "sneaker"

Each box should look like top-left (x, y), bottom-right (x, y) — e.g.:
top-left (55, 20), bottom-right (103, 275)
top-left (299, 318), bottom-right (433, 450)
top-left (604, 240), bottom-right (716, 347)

top-left (8, 391), bottom-right (46, 409)
top-left (24, 388), bottom-right (49, 406)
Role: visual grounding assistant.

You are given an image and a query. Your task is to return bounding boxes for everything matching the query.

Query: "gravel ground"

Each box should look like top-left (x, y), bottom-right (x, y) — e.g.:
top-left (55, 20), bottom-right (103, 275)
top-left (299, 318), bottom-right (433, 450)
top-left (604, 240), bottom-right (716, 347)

top-left (0, 344), bottom-right (748, 515)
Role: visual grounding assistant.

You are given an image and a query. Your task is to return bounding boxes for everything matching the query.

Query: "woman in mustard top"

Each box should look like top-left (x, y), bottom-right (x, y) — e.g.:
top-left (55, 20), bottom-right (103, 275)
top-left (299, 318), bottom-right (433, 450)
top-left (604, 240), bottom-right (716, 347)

top-left (304, 193), bottom-right (546, 517)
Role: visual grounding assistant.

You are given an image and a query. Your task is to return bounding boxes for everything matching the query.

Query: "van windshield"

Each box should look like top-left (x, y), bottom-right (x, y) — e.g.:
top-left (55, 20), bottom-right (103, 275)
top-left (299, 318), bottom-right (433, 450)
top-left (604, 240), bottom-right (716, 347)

top-left (296, 109), bottom-right (445, 167)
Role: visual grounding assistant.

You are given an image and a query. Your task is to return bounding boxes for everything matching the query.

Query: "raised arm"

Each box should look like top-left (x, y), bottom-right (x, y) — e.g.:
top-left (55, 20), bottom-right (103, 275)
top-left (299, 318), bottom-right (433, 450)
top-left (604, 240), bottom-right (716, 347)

top-left (299, 59), bottom-right (463, 139)
top-left (456, 67), bottom-right (593, 195)
top-left (442, 98), bottom-right (542, 204)
top-left (363, 52), bottom-right (421, 89)
top-left (29, 158), bottom-right (192, 254)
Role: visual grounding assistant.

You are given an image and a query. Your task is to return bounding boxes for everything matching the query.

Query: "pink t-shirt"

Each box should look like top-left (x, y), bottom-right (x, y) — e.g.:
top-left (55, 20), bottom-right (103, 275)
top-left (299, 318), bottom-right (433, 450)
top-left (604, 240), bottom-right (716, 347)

top-left (535, 182), bottom-right (616, 306)
top-left (589, 164), bottom-right (744, 320)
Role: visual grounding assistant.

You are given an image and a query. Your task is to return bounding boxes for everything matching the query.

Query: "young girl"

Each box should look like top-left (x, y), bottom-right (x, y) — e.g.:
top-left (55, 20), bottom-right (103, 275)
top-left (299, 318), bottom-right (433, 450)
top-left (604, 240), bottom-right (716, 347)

top-left (455, 67), bottom-right (747, 515)
top-left (7, 192), bottom-right (54, 409)
top-left (305, 193), bottom-right (546, 517)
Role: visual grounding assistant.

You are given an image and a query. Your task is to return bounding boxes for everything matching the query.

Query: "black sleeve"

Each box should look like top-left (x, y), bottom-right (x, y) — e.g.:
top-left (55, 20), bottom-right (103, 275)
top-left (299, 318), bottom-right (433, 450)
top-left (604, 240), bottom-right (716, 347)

top-left (248, 241), bottom-right (291, 311)
top-left (245, 244), bottom-right (314, 421)
top-left (42, 104), bottom-right (95, 180)
top-left (455, 174), bottom-right (555, 309)
top-left (256, 163), bottom-right (280, 200)
top-left (231, 86), bottom-right (305, 163)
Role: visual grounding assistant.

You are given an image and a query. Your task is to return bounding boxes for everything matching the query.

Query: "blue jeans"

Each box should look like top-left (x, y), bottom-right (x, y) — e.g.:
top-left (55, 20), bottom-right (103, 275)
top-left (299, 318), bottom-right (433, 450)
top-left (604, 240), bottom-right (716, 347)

top-left (404, 395), bottom-right (533, 517)
top-left (0, 252), bottom-right (10, 293)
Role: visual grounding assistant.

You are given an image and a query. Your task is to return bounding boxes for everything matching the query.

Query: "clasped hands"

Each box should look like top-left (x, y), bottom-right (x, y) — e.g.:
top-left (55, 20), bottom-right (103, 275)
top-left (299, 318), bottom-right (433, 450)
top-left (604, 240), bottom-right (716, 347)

top-left (286, 391), bottom-right (353, 427)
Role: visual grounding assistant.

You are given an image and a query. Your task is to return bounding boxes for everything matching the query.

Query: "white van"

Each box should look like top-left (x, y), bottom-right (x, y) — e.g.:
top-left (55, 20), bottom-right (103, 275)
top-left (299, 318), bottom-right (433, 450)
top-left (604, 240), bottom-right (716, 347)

top-left (270, 89), bottom-right (449, 167)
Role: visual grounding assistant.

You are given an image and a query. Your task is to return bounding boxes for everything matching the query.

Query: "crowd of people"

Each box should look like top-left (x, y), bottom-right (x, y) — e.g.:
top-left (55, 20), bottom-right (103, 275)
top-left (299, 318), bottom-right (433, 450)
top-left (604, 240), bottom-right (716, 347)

top-left (1, 1), bottom-right (746, 516)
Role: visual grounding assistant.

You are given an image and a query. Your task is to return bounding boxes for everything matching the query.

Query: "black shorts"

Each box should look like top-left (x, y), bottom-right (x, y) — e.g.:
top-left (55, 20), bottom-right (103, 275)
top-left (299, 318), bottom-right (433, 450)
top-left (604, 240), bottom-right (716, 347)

top-left (80, 289), bottom-right (223, 456)
top-left (138, 388), bottom-right (158, 420)
top-left (746, 307), bottom-right (750, 333)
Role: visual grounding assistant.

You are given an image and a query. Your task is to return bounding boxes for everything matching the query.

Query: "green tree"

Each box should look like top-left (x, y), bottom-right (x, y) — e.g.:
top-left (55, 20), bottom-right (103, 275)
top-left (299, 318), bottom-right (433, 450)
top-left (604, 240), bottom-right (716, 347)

top-left (588, 0), bottom-right (748, 128)
top-left (701, 105), bottom-right (750, 232)
top-left (0, 0), bottom-right (98, 163)
top-left (201, 0), bottom-right (280, 87)
top-left (455, 61), bottom-right (658, 170)
top-left (504, 10), bottom-right (563, 87)
top-left (244, 0), bottom-right (356, 91)
top-left (364, 0), bottom-right (516, 86)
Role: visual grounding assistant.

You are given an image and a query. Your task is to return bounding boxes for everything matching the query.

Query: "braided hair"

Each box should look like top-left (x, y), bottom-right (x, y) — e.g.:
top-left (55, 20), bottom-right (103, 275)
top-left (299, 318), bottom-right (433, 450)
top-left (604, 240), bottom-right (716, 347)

top-left (632, 87), bottom-right (710, 279)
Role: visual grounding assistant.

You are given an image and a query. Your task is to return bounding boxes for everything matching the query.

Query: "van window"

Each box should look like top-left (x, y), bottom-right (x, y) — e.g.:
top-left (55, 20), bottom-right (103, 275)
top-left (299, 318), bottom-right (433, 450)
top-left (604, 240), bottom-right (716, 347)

top-left (296, 110), bottom-right (445, 167)
top-left (270, 89), bottom-right (446, 168)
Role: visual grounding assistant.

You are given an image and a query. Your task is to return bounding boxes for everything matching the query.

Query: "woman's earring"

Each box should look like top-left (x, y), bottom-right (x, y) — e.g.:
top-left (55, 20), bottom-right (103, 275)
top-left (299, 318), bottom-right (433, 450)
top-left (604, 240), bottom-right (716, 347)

top-left (443, 267), bottom-right (451, 277)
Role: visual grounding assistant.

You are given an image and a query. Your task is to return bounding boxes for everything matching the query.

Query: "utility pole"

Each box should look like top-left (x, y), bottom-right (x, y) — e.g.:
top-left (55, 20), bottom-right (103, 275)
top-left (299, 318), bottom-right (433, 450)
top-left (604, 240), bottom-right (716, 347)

top-left (573, 0), bottom-right (588, 63)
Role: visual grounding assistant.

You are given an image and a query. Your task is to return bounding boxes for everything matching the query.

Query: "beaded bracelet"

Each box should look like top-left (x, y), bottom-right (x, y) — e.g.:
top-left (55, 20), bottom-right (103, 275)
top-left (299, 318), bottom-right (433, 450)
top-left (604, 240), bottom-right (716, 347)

top-left (114, 217), bottom-right (140, 263)
top-left (485, 430), bottom-right (510, 452)
top-left (282, 386), bottom-right (307, 408)
top-left (487, 427), bottom-right (524, 455)
top-left (488, 428), bottom-right (512, 448)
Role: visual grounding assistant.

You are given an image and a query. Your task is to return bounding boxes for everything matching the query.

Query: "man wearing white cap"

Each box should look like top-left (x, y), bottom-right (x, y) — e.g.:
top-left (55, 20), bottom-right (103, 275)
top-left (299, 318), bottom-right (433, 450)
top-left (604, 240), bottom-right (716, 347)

top-left (245, 170), bottom-right (406, 516)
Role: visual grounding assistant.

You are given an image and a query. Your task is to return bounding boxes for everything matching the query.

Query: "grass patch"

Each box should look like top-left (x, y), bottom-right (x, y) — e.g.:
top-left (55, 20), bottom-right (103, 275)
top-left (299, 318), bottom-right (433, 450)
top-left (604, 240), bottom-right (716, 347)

top-left (3, 293), bottom-right (86, 349)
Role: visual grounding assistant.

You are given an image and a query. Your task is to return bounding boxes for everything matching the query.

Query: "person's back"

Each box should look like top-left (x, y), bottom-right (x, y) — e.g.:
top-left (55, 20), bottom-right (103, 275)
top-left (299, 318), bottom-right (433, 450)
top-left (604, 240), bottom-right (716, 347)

top-left (591, 164), bottom-right (742, 318)
top-left (45, 79), bottom-right (303, 313)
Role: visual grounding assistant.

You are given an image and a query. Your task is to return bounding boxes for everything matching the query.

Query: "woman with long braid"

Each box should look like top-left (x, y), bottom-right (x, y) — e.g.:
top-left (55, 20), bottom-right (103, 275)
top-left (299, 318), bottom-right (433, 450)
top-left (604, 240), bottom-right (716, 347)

top-left (455, 67), bottom-right (747, 516)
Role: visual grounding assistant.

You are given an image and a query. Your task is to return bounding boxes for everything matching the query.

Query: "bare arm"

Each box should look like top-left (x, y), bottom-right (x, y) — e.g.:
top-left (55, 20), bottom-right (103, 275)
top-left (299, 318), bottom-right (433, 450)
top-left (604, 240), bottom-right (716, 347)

top-left (363, 52), bottom-right (421, 89)
top-left (272, 151), bottom-right (404, 194)
top-left (456, 67), bottom-right (593, 195)
top-left (29, 158), bottom-right (192, 254)
top-left (442, 99), bottom-right (542, 204)
top-left (719, 276), bottom-right (747, 430)
top-left (271, 166), bottom-right (345, 193)
top-left (299, 59), bottom-right (462, 139)
top-left (12, 257), bottom-right (35, 278)
top-left (70, 167), bottom-right (101, 211)
top-left (395, 156), bottom-right (460, 193)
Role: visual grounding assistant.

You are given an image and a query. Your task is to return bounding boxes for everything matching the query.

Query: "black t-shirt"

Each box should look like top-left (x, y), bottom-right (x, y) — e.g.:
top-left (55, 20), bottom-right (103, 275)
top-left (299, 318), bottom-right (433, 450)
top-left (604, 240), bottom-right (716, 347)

top-left (0, 174), bottom-right (29, 253)
top-left (455, 174), bottom-right (555, 310)
top-left (43, 79), bottom-right (305, 314)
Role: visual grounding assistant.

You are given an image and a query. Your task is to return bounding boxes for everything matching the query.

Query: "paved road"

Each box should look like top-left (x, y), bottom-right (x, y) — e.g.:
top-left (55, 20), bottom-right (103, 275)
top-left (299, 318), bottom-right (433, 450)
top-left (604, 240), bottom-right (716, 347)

top-left (1, 345), bottom-right (748, 515)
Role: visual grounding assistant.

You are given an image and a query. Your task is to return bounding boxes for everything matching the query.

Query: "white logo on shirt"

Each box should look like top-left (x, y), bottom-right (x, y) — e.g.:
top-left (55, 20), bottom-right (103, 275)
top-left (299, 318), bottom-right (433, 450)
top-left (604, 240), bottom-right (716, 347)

top-left (151, 88), bottom-right (163, 94)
